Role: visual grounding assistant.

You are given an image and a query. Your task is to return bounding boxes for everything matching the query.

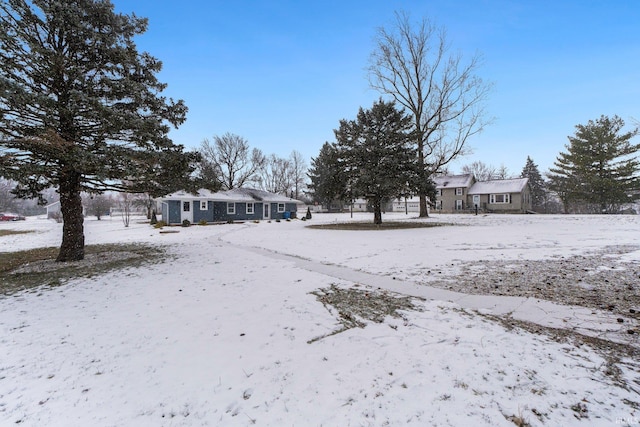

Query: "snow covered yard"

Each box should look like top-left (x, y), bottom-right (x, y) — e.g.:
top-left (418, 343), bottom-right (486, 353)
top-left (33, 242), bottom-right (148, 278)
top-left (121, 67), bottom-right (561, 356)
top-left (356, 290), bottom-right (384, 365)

top-left (1, 213), bottom-right (639, 426)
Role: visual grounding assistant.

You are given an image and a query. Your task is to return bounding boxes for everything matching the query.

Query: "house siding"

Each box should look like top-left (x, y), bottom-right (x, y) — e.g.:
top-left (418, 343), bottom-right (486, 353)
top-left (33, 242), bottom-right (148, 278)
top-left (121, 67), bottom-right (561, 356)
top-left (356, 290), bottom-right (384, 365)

top-left (212, 201), bottom-right (234, 222)
top-left (265, 202), bottom-right (299, 219)
top-left (193, 200), bottom-right (214, 223)
top-left (438, 188), bottom-right (468, 212)
top-left (285, 202), bottom-right (298, 217)
top-left (160, 189), bottom-right (303, 224)
top-left (434, 175), bottom-right (531, 214)
top-left (232, 202), bottom-right (263, 222)
top-left (163, 200), bottom-right (182, 224)
top-left (471, 187), bottom-right (531, 213)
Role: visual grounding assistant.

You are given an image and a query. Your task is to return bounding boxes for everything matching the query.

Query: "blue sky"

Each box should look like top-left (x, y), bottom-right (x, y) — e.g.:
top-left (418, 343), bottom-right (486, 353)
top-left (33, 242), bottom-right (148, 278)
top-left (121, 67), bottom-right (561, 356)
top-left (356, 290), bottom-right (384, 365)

top-left (115, 0), bottom-right (639, 176)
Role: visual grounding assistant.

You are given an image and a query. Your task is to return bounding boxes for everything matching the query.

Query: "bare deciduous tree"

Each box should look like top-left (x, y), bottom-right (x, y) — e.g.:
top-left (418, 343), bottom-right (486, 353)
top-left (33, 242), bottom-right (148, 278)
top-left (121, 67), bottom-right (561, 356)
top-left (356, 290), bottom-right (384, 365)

top-left (461, 161), bottom-right (498, 181)
top-left (496, 164), bottom-right (511, 180)
top-left (368, 11), bottom-right (492, 216)
top-left (119, 193), bottom-right (133, 227)
top-left (198, 133), bottom-right (265, 190)
top-left (289, 150), bottom-right (307, 200)
top-left (0, 179), bottom-right (19, 212)
top-left (84, 193), bottom-right (114, 220)
top-left (0, 178), bottom-right (55, 215)
top-left (258, 154), bottom-right (292, 195)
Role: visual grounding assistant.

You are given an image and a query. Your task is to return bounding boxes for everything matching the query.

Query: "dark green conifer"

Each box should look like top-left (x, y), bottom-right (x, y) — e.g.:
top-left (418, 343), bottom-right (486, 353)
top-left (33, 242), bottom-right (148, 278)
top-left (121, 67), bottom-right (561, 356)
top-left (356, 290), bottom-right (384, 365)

top-left (334, 99), bottom-right (423, 224)
top-left (0, 0), bottom-right (196, 261)
top-left (547, 115), bottom-right (639, 213)
top-left (520, 156), bottom-right (546, 212)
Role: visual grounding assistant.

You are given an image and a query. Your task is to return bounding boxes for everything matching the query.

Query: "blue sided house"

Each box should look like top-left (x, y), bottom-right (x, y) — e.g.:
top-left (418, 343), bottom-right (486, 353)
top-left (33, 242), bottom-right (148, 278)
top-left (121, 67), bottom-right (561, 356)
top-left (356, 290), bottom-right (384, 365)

top-left (160, 188), bottom-right (303, 225)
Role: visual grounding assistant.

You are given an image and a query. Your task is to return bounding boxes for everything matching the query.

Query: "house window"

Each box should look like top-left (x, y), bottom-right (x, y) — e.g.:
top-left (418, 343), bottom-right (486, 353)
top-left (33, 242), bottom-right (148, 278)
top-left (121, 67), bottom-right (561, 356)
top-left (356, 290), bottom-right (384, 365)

top-left (436, 189), bottom-right (442, 197)
top-left (455, 200), bottom-right (463, 210)
top-left (490, 194), bottom-right (511, 204)
top-left (455, 188), bottom-right (463, 196)
top-left (183, 201), bottom-right (190, 212)
top-left (277, 203), bottom-right (285, 213)
top-left (246, 203), bottom-right (254, 214)
top-left (227, 202), bottom-right (235, 214)
top-left (200, 201), bottom-right (207, 210)
top-left (435, 200), bottom-right (442, 210)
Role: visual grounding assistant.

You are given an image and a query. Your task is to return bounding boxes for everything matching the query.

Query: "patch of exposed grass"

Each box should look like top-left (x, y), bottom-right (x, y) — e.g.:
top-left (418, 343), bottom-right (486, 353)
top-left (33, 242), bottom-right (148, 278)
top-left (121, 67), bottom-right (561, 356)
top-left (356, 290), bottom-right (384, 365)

top-left (307, 221), bottom-right (450, 231)
top-left (0, 243), bottom-right (166, 297)
top-left (0, 246), bottom-right (59, 273)
top-left (308, 284), bottom-right (422, 343)
top-left (0, 229), bottom-right (35, 237)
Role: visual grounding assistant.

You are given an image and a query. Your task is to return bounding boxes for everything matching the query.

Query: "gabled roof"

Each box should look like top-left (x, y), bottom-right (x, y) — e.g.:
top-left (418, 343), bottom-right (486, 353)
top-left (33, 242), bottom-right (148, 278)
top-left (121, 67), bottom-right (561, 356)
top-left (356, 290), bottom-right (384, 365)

top-left (433, 174), bottom-right (474, 189)
top-left (468, 178), bottom-right (529, 195)
top-left (222, 188), bottom-right (302, 203)
top-left (161, 189), bottom-right (220, 200)
top-left (161, 188), bottom-right (303, 204)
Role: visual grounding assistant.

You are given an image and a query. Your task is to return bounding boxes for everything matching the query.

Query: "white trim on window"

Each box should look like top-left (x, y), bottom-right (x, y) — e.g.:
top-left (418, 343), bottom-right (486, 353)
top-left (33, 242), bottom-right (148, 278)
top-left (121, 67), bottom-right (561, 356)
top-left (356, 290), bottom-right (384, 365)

top-left (277, 203), bottom-right (285, 213)
top-left (246, 202), bottom-right (254, 214)
top-left (455, 188), bottom-right (463, 196)
top-left (490, 194), bottom-right (511, 204)
top-left (436, 189), bottom-right (442, 197)
top-left (227, 202), bottom-right (235, 214)
top-left (200, 200), bottom-right (207, 210)
top-left (455, 199), bottom-right (463, 210)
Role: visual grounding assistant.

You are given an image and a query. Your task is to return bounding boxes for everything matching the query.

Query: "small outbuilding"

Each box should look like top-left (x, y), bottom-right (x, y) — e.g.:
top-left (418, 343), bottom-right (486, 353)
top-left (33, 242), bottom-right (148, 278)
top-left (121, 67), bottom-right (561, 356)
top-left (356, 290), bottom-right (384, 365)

top-left (160, 188), bottom-right (303, 225)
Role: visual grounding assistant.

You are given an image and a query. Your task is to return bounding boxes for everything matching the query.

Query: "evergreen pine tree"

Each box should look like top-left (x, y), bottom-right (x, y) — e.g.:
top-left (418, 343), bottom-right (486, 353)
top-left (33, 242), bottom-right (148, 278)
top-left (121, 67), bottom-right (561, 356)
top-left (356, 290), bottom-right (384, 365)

top-left (307, 142), bottom-right (348, 211)
top-left (334, 99), bottom-right (419, 224)
top-left (520, 156), bottom-right (546, 212)
top-left (547, 115), bottom-right (639, 213)
top-left (0, 0), bottom-right (196, 261)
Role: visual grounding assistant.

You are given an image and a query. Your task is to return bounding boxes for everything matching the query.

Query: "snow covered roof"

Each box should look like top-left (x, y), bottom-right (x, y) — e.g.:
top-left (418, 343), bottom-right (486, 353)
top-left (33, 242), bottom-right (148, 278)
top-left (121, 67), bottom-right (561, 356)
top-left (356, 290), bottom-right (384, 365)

top-left (223, 188), bottom-right (302, 203)
top-left (160, 189), bottom-right (220, 200)
top-left (433, 174), bottom-right (474, 189)
top-left (161, 188), bottom-right (303, 204)
top-left (468, 178), bottom-right (529, 195)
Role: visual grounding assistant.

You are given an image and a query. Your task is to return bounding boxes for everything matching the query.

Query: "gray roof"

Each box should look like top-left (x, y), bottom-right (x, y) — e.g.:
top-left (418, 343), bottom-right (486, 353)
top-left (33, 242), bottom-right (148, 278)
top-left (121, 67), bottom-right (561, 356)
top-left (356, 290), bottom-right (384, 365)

top-left (161, 188), bottom-right (303, 204)
top-left (468, 178), bottom-right (529, 195)
top-left (223, 188), bottom-right (302, 203)
top-left (433, 174), bottom-right (474, 189)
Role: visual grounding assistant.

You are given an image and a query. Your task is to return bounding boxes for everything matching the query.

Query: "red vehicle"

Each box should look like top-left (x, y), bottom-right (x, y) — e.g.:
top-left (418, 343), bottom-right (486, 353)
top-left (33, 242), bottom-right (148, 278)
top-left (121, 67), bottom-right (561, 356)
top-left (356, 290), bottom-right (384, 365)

top-left (0, 213), bottom-right (26, 221)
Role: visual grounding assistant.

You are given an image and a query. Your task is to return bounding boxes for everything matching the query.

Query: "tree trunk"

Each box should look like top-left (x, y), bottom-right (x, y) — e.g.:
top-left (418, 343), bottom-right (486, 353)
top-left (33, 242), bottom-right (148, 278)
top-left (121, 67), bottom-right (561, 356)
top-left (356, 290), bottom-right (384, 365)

top-left (417, 133), bottom-right (429, 218)
top-left (57, 170), bottom-right (85, 262)
top-left (373, 199), bottom-right (382, 224)
top-left (419, 195), bottom-right (429, 218)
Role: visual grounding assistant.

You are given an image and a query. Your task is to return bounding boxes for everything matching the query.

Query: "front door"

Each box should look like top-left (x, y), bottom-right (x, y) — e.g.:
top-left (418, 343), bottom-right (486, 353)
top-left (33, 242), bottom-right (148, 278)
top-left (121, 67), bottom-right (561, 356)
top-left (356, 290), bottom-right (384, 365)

top-left (181, 200), bottom-right (193, 223)
top-left (263, 202), bottom-right (270, 220)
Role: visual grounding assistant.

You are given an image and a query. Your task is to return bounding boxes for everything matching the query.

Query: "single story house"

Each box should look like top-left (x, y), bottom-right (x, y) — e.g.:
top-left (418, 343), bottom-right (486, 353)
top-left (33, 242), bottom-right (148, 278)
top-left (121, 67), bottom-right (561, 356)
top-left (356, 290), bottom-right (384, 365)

top-left (432, 174), bottom-right (532, 213)
top-left (468, 178), bottom-right (532, 213)
top-left (160, 188), bottom-right (303, 225)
